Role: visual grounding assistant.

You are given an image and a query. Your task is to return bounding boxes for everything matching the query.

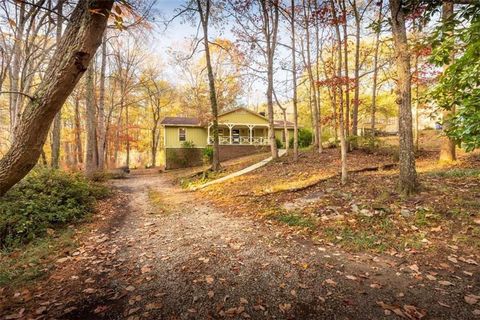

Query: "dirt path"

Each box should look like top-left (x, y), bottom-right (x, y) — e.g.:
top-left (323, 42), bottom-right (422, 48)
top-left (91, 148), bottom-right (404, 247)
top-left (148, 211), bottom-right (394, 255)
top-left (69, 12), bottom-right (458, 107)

top-left (1, 170), bottom-right (478, 320)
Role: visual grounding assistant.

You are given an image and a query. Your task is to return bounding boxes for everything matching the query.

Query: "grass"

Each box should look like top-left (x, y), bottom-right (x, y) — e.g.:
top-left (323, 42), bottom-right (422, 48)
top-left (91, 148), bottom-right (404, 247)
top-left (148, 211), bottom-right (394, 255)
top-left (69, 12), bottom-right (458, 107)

top-left (273, 212), bottom-right (316, 230)
top-left (0, 227), bottom-right (78, 287)
top-left (147, 189), bottom-right (173, 214)
top-left (427, 168), bottom-right (480, 178)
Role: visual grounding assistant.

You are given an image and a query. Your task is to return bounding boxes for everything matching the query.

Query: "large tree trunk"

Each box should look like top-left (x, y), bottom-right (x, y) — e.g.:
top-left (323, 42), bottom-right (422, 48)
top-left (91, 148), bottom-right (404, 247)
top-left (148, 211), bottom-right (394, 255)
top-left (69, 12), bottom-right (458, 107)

top-left (197, 0), bottom-right (221, 171)
top-left (0, 0), bottom-right (113, 196)
top-left (439, 1), bottom-right (456, 163)
top-left (389, 0), bottom-right (418, 194)
top-left (291, 0), bottom-right (299, 161)
top-left (50, 0), bottom-right (65, 169)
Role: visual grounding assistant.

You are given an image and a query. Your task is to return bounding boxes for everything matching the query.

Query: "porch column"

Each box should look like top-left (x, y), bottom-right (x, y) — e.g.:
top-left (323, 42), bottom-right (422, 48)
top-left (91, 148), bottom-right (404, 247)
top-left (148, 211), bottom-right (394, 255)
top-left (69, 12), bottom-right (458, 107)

top-left (207, 123), bottom-right (212, 144)
top-left (226, 123), bottom-right (234, 144)
top-left (248, 125), bottom-right (255, 144)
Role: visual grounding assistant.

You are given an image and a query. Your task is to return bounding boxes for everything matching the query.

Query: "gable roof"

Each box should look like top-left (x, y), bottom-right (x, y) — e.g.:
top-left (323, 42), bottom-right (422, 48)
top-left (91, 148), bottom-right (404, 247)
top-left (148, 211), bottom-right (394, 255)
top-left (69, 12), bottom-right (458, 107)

top-left (218, 107), bottom-right (269, 122)
top-left (160, 117), bottom-right (202, 127)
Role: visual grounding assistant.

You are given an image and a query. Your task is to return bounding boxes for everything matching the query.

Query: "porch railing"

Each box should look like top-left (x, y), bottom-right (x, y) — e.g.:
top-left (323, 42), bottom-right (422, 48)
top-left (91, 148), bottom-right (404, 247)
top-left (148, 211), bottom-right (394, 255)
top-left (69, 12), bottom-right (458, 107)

top-left (208, 136), bottom-right (269, 145)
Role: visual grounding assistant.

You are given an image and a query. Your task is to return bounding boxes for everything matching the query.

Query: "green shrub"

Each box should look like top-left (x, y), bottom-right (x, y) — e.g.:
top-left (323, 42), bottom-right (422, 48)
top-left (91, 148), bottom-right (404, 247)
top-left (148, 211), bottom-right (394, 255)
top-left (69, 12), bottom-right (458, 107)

top-left (0, 168), bottom-right (109, 250)
top-left (276, 138), bottom-right (283, 149)
top-left (203, 146), bottom-right (213, 164)
top-left (182, 140), bottom-right (195, 148)
top-left (289, 128), bottom-right (313, 148)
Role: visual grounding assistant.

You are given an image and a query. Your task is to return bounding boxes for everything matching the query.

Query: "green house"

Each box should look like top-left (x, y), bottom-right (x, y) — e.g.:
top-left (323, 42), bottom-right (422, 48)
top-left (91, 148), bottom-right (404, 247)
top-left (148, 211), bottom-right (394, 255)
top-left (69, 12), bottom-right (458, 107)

top-left (159, 107), bottom-right (294, 169)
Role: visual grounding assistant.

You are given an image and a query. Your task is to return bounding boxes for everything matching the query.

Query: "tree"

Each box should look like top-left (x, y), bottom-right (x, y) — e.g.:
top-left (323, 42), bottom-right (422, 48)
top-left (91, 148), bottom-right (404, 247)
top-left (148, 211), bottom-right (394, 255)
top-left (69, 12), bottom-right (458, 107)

top-left (51, 0), bottom-right (65, 169)
top-left (230, 0), bottom-right (280, 159)
top-left (0, 0), bottom-right (114, 196)
top-left (431, 2), bottom-right (480, 152)
top-left (437, 1), bottom-right (456, 162)
top-left (389, 0), bottom-right (418, 194)
top-left (195, 0), bottom-right (222, 171)
top-left (330, 0), bottom-right (348, 184)
top-left (85, 62), bottom-right (98, 178)
top-left (289, 0), bottom-right (299, 161)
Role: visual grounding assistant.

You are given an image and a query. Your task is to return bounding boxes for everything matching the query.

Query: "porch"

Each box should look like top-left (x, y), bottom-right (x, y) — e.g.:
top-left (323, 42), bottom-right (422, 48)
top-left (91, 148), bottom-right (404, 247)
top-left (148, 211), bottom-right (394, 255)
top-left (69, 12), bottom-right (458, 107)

top-left (207, 123), bottom-right (270, 146)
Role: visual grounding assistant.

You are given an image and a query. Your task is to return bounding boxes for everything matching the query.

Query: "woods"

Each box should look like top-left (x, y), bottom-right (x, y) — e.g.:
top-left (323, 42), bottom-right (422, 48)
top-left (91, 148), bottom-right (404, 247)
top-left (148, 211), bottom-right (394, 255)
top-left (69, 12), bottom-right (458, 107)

top-left (1, 0), bottom-right (478, 194)
top-left (0, 1), bottom-right (480, 319)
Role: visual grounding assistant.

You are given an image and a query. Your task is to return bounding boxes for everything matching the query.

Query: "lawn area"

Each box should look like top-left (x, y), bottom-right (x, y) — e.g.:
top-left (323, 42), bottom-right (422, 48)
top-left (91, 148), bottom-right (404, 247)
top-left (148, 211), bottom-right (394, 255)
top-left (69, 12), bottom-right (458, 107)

top-left (198, 133), bottom-right (480, 264)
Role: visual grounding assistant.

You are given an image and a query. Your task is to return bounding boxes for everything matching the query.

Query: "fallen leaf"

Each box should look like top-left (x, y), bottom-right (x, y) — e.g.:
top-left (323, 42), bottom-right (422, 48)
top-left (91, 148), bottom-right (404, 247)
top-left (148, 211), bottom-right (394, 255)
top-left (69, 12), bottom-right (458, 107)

top-left (240, 297), bottom-right (248, 304)
top-left (438, 301), bottom-right (451, 308)
top-left (83, 288), bottom-right (96, 294)
top-left (205, 275), bottom-right (214, 284)
top-left (146, 303), bottom-right (162, 310)
top-left (324, 279), bottom-right (337, 286)
top-left (438, 280), bottom-right (454, 286)
top-left (345, 275), bottom-right (358, 281)
top-left (279, 303), bottom-right (292, 313)
top-left (465, 294), bottom-right (480, 305)
top-left (208, 291), bottom-right (215, 298)
top-left (35, 306), bottom-right (47, 315)
top-left (125, 285), bottom-right (136, 292)
top-left (409, 264), bottom-right (419, 273)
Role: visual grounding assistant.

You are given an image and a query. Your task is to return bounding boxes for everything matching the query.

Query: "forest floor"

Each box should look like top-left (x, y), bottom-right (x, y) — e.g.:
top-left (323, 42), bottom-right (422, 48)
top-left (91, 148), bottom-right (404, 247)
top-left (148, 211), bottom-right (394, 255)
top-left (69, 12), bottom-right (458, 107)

top-left (0, 132), bottom-right (479, 320)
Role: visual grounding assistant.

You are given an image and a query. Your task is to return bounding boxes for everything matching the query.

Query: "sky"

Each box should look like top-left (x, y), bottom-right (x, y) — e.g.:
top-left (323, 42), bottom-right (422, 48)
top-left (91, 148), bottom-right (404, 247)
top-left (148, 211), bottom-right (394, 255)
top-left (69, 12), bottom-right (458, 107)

top-left (144, 0), bottom-right (276, 107)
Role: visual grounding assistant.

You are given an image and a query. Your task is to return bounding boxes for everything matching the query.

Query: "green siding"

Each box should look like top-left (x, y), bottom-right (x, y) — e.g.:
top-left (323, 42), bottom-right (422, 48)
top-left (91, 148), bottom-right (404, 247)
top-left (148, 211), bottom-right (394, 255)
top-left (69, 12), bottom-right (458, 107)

top-left (274, 129), bottom-right (294, 143)
top-left (164, 126), bottom-right (207, 148)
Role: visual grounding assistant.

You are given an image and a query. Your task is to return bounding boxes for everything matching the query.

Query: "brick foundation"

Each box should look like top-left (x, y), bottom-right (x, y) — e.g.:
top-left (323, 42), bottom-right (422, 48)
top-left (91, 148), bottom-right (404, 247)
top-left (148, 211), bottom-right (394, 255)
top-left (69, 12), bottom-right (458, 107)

top-left (165, 148), bottom-right (204, 169)
top-left (218, 145), bottom-right (270, 161)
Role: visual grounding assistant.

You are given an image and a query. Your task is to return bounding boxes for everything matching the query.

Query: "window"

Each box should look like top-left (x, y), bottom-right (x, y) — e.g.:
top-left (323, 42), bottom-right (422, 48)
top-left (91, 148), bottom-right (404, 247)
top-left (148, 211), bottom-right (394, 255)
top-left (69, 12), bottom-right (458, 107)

top-left (179, 128), bottom-right (186, 141)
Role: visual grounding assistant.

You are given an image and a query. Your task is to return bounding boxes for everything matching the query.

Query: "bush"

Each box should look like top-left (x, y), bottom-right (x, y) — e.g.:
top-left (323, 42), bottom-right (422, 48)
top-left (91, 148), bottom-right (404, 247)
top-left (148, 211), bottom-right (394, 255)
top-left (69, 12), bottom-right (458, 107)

top-left (276, 138), bottom-right (283, 149)
top-left (289, 128), bottom-right (313, 148)
top-left (203, 146), bottom-right (213, 164)
top-left (0, 168), bottom-right (109, 250)
top-left (182, 140), bottom-right (195, 148)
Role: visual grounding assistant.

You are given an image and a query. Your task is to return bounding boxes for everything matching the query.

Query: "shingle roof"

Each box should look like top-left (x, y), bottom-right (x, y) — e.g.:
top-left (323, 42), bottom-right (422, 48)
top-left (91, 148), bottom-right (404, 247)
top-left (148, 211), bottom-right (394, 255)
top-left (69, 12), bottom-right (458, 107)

top-left (274, 120), bottom-right (295, 128)
top-left (160, 117), bottom-right (202, 126)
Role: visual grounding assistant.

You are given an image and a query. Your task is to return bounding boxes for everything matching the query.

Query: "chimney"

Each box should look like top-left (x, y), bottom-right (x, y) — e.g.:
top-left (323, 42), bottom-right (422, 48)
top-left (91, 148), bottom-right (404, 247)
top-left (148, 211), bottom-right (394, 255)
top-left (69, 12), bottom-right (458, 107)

top-left (259, 111), bottom-right (266, 117)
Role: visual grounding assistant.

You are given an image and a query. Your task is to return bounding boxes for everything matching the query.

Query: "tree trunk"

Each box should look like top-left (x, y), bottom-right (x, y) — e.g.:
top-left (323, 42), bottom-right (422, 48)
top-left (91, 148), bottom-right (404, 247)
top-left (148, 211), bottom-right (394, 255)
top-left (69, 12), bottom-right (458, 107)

top-left (0, 0), bottom-right (113, 196)
top-left (341, 0), bottom-right (350, 150)
top-left (97, 34), bottom-right (107, 170)
top-left (389, 0), bottom-right (418, 194)
top-left (197, 0), bottom-right (221, 171)
top-left (302, 0), bottom-right (320, 153)
top-left (438, 1), bottom-right (456, 163)
top-left (50, 0), bottom-right (64, 169)
top-left (291, 0), bottom-right (299, 161)
top-left (261, 0), bottom-right (279, 159)
top-left (371, 0), bottom-right (382, 138)
top-left (351, 0), bottom-right (360, 139)
top-left (331, 0), bottom-right (347, 184)
top-left (74, 95), bottom-right (83, 165)
top-left (85, 62), bottom-right (98, 178)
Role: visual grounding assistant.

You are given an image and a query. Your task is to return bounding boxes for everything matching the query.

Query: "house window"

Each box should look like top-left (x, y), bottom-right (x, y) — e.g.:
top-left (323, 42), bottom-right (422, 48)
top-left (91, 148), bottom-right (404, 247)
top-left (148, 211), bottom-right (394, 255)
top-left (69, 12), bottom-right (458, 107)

top-left (179, 128), bottom-right (186, 141)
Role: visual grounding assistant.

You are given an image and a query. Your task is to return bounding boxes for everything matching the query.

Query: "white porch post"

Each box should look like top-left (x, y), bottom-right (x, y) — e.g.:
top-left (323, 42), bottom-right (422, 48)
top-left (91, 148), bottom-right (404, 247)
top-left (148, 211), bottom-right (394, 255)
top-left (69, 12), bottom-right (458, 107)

top-left (227, 123), bottom-right (234, 144)
top-left (248, 125), bottom-right (254, 144)
top-left (207, 123), bottom-right (212, 144)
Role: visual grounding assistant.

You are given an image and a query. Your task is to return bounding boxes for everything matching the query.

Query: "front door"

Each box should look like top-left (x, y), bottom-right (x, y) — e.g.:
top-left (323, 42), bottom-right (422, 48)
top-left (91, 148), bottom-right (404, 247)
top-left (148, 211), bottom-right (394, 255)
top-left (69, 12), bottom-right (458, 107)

top-left (232, 129), bottom-right (240, 144)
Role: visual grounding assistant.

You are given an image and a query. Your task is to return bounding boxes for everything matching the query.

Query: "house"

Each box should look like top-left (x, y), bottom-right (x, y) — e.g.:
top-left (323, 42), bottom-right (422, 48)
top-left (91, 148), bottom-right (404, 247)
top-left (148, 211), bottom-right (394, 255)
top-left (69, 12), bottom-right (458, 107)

top-left (159, 107), bottom-right (294, 169)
